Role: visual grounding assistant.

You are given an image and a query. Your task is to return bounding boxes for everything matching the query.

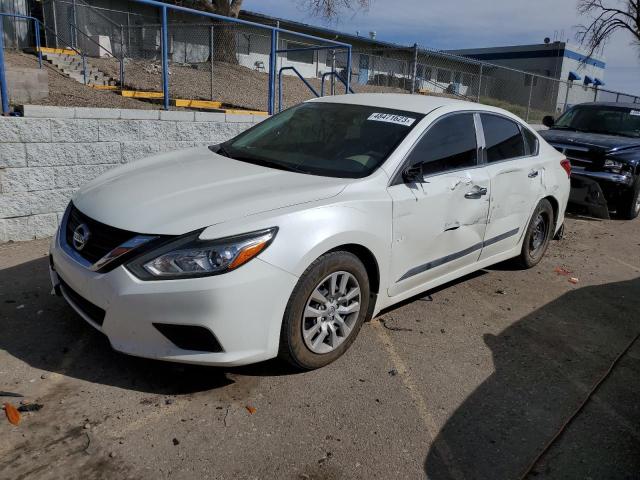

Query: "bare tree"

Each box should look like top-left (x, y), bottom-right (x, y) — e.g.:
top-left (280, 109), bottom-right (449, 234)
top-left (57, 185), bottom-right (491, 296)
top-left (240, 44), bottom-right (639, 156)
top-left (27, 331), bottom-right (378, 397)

top-left (299, 0), bottom-right (370, 20)
top-left (577, 0), bottom-right (640, 57)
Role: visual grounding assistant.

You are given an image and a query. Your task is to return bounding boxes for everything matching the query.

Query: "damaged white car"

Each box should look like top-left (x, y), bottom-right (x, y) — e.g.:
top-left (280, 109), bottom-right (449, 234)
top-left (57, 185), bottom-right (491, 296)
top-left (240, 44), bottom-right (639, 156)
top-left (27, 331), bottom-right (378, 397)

top-left (49, 94), bottom-right (570, 369)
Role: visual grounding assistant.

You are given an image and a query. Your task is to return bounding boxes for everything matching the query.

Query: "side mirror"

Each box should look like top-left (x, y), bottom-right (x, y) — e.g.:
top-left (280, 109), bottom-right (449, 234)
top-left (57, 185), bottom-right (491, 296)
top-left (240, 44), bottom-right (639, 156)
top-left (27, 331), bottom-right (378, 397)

top-left (402, 163), bottom-right (424, 183)
top-left (542, 115), bottom-right (555, 128)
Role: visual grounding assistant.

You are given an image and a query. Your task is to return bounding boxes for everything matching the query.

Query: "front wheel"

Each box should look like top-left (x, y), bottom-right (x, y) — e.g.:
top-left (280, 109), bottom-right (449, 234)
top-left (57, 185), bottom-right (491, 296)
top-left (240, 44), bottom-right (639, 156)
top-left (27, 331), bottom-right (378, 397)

top-left (279, 251), bottom-right (370, 370)
top-left (516, 199), bottom-right (555, 269)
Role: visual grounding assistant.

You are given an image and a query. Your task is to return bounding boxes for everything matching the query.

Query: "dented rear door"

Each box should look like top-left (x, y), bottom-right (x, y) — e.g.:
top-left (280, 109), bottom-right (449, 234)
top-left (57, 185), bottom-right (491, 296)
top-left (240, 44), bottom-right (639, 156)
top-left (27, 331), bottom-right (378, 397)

top-left (478, 114), bottom-right (544, 260)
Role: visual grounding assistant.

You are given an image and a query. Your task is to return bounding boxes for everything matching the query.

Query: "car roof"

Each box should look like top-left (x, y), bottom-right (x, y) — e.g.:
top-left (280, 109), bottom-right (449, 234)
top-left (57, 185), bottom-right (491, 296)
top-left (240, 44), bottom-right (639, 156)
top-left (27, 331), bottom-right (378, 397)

top-left (308, 93), bottom-right (483, 115)
top-left (574, 102), bottom-right (640, 109)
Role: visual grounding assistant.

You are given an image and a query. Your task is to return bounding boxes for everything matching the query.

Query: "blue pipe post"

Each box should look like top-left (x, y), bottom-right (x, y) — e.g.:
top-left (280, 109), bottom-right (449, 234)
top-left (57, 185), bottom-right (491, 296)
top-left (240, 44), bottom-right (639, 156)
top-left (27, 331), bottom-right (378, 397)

top-left (0, 19), bottom-right (8, 115)
top-left (161, 5), bottom-right (169, 111)
top-left (34, 19), bottom-right (42, 68)
top-left (345, 46), bottom-right (352, 94)
top-left (268, 28), bottom-right (276, 115)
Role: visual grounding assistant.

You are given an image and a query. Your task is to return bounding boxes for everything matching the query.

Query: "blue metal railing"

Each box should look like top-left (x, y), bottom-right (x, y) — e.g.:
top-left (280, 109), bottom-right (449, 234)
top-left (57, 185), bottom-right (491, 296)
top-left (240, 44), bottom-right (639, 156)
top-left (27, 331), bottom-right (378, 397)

top-left (133, 0), bottom-right (352, 114)
top-left (278, 66), bottom-right (320, 112)
top-left (0, 12), bottom-right (42, 114)
top-left (321, 71), bottom-right (355, 96)
top-left (1, 0), bottom-right (354, 115)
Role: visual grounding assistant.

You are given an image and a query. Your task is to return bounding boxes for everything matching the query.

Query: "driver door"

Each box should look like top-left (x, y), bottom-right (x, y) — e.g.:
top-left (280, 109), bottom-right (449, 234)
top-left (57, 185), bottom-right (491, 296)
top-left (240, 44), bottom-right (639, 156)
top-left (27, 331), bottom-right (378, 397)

top-left (387, 113), bottom-right (490, 297)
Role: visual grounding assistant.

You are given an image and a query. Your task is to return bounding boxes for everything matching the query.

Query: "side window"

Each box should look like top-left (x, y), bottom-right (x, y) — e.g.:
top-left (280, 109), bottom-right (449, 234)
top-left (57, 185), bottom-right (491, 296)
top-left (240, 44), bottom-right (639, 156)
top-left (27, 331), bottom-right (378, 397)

top-left (481, 114), bottom-right (526, 162)
top-left (522, 127), bottom-right (539, 156)
top-left (405, 113), bottom-right (478, 177)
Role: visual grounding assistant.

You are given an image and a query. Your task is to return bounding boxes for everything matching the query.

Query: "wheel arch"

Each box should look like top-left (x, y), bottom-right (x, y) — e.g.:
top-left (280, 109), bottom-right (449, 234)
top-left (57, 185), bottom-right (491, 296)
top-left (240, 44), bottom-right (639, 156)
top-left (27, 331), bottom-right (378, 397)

top-left (325, 243), bottom-right (381, 295)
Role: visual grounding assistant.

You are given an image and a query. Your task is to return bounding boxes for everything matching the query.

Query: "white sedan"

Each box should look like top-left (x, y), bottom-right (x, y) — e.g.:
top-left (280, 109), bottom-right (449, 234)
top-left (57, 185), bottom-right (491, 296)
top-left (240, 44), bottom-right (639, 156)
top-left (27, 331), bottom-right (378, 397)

top-left (49, 94), bottom-right (570, 369)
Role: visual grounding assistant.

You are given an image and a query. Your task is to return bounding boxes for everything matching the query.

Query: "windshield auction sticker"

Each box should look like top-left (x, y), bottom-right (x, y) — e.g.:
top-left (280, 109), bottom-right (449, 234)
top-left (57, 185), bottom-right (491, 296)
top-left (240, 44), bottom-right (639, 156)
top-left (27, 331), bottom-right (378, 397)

top-left (368, 113), bottom-right (416, 126)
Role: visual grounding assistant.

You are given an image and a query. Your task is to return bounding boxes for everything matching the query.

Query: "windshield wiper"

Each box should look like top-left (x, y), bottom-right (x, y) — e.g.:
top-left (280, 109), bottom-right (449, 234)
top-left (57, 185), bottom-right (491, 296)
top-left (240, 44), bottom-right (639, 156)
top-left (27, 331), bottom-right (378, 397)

top-left (588, 129), bottom-right (637, 138)
top-left (551, 126), bottom-right (584, 132)
top-left (232, 154), bottom-right (302, 173)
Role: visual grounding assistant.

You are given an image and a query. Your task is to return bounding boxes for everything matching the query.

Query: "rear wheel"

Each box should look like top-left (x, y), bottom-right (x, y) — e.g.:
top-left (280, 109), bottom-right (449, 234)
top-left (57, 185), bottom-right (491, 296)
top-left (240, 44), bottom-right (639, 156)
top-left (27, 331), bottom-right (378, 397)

top-left (618, 177), bottom-right (640, 220)
top-left (516, 199), bottom-right (554, 269)
top-left (279, 251), bottom-right (370, 370)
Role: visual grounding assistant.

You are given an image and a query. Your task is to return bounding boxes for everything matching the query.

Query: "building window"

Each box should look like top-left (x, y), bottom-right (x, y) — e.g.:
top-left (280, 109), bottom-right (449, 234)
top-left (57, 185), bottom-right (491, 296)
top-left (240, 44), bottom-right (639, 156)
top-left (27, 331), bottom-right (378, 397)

top-left (524, 75), bottom-right (539, 87)
top-left (286, 41), bottom-right (314, 64)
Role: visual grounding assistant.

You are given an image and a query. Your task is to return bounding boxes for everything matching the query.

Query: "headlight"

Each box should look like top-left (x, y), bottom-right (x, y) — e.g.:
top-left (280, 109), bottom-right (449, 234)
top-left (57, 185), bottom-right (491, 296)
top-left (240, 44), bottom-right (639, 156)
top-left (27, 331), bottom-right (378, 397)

top-left (127, 227), bottom-right (277, 280)
top-left (603, 159), bottom-right (623, 172)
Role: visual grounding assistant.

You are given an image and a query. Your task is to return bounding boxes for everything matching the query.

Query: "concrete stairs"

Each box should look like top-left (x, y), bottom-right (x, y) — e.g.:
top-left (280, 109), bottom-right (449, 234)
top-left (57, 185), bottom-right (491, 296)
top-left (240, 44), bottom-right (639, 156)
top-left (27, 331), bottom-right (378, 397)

top-left (42, 52), bottom-right (117, 87)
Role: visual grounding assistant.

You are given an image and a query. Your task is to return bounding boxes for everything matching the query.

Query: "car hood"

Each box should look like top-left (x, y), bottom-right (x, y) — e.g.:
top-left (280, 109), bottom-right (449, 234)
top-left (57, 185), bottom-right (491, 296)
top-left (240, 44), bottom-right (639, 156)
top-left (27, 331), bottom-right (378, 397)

top-left (73, 147), bottom-right (350, 235)
top-left (540, 129), bottom-right (640, 153)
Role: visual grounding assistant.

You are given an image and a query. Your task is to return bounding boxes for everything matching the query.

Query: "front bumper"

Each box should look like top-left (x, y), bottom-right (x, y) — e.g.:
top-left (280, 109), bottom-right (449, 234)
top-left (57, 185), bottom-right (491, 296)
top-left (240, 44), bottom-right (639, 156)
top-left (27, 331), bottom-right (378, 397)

top-left (49, 232), bottom-right (298, 366)
top-left (569, 168), bottom-right (635, 219)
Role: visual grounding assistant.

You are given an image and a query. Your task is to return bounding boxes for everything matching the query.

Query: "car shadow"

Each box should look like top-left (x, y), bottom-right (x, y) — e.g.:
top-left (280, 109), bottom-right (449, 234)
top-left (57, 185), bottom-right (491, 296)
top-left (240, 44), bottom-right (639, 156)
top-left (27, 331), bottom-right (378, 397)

top-left (424, 277), bottom-right (640, 479)
top-left (0, 256), bottom-right (298, 396)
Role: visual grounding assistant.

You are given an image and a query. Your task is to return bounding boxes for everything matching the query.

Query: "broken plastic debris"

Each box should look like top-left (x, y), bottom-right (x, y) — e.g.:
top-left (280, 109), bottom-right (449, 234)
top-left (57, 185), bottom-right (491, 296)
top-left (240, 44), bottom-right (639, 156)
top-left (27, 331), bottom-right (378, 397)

top-left (568, 277), bottom-right (579, 284)
top-left (245, 405), bottom-right (257, 415)
top-left (4, 403), bottom-right (21, 425)
top-left (554, 266), bottom-right (572, 276)
top-left (18, 403), bottom-right (43, 413)
top-left (0, 391), bottom-right (23, 398)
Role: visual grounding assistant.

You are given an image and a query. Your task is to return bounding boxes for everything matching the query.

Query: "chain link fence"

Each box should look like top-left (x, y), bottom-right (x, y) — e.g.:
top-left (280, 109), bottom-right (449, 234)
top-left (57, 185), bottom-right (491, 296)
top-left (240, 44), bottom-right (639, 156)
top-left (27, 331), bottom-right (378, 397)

top-left (9, 0), bottom-right (640, 118)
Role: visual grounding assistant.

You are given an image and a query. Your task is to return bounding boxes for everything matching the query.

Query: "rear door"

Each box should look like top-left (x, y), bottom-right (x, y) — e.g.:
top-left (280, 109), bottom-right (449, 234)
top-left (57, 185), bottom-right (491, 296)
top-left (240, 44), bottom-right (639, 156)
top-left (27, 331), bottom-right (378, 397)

top-left (387, 113), bottom-right (491, 297)
top-left (478, 114), bottom-right (545, 260)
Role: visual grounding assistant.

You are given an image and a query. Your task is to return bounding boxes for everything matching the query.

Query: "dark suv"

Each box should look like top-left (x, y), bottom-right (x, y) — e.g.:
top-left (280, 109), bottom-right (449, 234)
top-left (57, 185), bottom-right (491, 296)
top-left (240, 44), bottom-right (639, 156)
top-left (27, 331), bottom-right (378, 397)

top-left (540, 102), bottom-right (640, 219)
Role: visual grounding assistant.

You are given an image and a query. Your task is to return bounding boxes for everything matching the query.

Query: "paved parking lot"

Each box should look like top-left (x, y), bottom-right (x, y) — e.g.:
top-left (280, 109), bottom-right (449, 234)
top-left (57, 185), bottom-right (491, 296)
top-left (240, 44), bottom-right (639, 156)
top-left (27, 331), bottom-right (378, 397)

top-left (1, 215), bottom-right (639, 480)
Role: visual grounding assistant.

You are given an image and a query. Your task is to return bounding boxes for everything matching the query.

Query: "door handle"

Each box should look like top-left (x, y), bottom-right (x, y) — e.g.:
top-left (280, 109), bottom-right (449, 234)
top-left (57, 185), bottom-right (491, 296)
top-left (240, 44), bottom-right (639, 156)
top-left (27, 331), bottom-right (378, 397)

top-left (528, 170), bottom-right (539, 178)
top-left (464, 186), bottom-right (488, 199)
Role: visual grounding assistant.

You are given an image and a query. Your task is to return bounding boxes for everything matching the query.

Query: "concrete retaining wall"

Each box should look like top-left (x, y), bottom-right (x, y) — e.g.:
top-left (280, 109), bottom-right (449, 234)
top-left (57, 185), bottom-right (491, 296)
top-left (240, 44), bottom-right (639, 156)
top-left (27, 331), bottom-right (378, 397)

top-left (0, 106), bottom-right (260, 243)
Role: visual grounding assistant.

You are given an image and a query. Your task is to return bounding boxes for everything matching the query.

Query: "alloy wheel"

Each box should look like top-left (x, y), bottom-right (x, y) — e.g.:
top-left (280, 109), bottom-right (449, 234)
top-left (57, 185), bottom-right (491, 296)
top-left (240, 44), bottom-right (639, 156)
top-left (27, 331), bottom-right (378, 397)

top-left (302, 271), bottom-right (361, 354)
top-left (529, 212), bottom-right (549, 256)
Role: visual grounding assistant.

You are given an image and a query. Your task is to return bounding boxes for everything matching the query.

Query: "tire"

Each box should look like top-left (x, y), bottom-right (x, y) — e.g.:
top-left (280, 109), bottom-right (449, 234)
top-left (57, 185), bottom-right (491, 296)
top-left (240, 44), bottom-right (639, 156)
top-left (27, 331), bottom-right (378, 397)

top-left (279, 251), bottom-right (370, 370)
top-left (618, 177), bottom-right (640, 220)
top-left (516, 199), bottom-right (555, 269)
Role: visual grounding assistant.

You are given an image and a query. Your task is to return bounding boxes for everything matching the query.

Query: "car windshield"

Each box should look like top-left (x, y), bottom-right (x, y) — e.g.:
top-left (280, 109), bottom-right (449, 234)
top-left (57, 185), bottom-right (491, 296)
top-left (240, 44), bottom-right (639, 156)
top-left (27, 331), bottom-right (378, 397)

top-left (220, 102), bottom-right (424, 178)
top-left (553, 105), bottom-right (640, 138)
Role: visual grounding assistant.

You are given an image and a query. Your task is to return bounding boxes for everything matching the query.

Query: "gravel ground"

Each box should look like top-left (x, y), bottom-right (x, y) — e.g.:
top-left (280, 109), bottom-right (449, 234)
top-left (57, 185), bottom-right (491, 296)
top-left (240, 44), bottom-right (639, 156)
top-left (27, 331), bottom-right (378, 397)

top-left (1, 214), bottom-right (639, 479)
top-left (5, 52), bottom-right (155, 110)
top-left (92, 57), bottom-right (410, 111)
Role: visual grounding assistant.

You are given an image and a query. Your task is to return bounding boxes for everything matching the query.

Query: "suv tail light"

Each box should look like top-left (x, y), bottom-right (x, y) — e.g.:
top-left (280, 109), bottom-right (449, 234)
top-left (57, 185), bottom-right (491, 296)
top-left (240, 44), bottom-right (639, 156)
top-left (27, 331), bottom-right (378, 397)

top-left (560, 158), bottom-right (571, 178)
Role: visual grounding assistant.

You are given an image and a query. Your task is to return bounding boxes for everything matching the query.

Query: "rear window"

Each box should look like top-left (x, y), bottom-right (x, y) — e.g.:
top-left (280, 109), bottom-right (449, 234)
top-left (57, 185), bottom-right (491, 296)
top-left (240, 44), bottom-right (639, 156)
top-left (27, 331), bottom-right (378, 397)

top-left (223, 102), bottom-right (424, 178)
top-left (481, 114), bottom-right (526, 162)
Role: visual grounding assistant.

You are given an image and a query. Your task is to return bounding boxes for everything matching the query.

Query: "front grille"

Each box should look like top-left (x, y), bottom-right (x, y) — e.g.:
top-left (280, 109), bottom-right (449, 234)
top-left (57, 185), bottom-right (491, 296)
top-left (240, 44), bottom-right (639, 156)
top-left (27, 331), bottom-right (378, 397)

top-left (59, 277), bottom-right (106, 327)
top-left (65, 203), bottom-right (137, 264)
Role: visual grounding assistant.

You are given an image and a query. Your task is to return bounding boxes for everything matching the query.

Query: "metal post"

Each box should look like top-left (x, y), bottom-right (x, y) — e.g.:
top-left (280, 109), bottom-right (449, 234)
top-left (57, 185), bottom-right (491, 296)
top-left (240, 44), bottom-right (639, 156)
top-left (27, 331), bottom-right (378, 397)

top-left (616, 92), bottom-right (620, 102)
top-left (564, 81), bottom-right (571, 112)
top-left (52, 0), bottom-right (58, 48)
top-left (71, 0), bottom-right (78, 48)
top-left (267, 28), bottom-right (276, 114)
top-left (525, 74), bottom-right (533, 122)
top-left (345, 46), bottom-right (352, 94)
top-left (210, 24), bottom-right (214, 100)
top-left (410, 43), bottom-right (418, 94)
top-left (82, 54), bottom-right (87, 84)
top-left (593, 86), bottom-right (598, 102)
top-left (118, 25), bottom-right (125, 89)
top-left (0, 19), bottom-right (10, 115)
top-left (161, 6), bottom-right (169, 110)
top-left (34, 20), bottom-right (43, 68)
top-left (126, 13), bottom-right (131, 55)
top-left (330, 49), bottom-right (336, 95)
top-left (477, 64), bottom-right (483, 102)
